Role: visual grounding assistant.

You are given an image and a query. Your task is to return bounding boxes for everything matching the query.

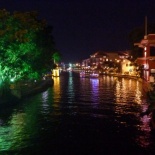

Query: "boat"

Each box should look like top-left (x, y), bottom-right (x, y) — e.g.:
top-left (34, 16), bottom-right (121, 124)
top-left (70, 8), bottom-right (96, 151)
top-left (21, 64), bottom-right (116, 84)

top-left (80, 71), bottom-right (90, 78)
top-left (90, 72), bottom-right (99, 78)
top-left (80, 71), bottom-right (99, 78)
top-left (10, 79), bottom-right (53, 99)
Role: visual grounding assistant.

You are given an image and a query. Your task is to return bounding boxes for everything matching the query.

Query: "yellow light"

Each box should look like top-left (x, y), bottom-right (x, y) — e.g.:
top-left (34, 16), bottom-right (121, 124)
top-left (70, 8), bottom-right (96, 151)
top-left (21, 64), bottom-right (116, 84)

top-left (53, 69), bottom-right (59, 77)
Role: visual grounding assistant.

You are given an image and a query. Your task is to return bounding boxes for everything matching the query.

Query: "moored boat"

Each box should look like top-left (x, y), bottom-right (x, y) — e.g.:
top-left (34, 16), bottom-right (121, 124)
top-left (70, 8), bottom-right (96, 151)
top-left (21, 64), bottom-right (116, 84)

top-left (80, 71), bottom-right (99, 78)
top-left (90, 72), bottom-right (99, 78)
top-left (80, 71), bottom-right (90, 78)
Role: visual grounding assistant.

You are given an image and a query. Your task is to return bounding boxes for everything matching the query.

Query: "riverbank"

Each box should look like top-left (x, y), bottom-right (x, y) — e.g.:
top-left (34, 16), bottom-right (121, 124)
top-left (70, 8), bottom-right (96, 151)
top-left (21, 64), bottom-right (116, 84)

top-left (0, 78), bottom-right (54, 106)
top-left (12, 78), bottom-right (53, 99)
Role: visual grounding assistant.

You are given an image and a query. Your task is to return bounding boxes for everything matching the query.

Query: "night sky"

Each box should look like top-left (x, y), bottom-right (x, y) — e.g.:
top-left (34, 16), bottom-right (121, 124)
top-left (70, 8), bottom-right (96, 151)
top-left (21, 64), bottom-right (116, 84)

top-left (0, 0), bottom-right (155, 63)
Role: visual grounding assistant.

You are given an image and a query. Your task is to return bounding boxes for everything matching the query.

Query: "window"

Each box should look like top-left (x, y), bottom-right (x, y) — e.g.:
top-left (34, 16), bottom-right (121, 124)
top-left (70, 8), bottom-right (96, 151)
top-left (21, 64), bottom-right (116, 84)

top-left (150, 47), bottom-right (155, 56)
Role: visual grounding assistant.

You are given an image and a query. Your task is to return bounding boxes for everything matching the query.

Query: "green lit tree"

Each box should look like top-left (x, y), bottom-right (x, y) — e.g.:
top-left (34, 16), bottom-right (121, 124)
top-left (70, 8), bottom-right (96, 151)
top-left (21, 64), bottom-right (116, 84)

top-left (0, 9), bottom-right (59, 97)
top-left (52, 51), bottom-right (61, 67)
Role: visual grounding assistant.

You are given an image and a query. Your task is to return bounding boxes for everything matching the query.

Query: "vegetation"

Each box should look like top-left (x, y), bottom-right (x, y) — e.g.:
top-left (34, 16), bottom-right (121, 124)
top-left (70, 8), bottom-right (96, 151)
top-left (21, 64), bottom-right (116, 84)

top-left (0, 9), bottom-right (61, 96)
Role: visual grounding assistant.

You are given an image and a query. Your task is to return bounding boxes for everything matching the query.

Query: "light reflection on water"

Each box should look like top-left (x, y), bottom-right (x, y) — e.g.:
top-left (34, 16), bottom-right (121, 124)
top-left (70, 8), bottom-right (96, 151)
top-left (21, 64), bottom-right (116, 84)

top-left (114, 77), bottom-right (152, 148)
top-left (0, 73), bottom-right (155, 154)
top-left (52, 76), bottom-right (61, 104)
top-left (90, 78), bottom-right (99, 104)
top-left (41, 90), bottom-right (49, 112)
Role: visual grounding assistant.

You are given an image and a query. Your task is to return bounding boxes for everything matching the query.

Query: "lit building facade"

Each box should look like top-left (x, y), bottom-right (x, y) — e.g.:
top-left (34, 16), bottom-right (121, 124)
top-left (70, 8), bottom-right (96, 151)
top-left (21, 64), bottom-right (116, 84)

top-left (135, 34), bottom-right (155, 81)
top-left (121, 59), bottom-right (136, 75)
top-left (81, 50), bottom-right (130, 73)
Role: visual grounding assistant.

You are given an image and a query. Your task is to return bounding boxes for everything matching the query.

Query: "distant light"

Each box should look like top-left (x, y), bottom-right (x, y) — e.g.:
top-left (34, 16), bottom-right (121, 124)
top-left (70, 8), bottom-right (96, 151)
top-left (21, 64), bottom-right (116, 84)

top-left (10, 78), bottom-right (14, 82)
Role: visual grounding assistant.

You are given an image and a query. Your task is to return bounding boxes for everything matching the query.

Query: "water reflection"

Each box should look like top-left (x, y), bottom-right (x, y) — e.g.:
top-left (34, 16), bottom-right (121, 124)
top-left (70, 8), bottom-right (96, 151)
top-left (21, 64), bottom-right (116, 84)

top-left (0, 96), bottom-right (41, 152)
top-left (42, 90), bottom-right (49, 112)
top-left (52, 77), bottom-right (61, 104)
top-left (0, 125), bottom-right (12, 151)
top-left (115, 78), bottom-right (142, 104)
top-left (134, 81), bottom-right (142, 104)
top-left (114, 77), bottom-right (153, 148)
top-left (0, 111), bottom-right (32, 151)
top-left (0, 74), bottom-right (155, 154)
top-left (90, 78), bottom-right (99, 104)
top-left (67, 72), bottom-right (75, 104)
top-left (136, 100), bottom-right (152, 148)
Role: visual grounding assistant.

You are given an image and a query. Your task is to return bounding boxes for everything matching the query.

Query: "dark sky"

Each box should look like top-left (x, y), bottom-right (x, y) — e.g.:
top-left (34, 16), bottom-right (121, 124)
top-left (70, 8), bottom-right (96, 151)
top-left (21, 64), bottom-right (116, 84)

top-left (0, 0), bottom-right (155, 63)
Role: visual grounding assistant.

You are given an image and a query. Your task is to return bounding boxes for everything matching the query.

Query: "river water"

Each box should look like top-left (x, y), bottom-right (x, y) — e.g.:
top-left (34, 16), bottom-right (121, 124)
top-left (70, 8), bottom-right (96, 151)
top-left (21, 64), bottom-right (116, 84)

top-left (0, 72), bottom-right (155, 155)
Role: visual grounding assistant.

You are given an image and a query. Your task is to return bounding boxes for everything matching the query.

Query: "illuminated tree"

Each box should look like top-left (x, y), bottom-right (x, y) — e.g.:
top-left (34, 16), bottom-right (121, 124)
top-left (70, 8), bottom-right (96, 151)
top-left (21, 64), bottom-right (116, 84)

top-left (0, 9), bottom-right (59, 96)
top-left (52, 51), bottom-right (61, 67)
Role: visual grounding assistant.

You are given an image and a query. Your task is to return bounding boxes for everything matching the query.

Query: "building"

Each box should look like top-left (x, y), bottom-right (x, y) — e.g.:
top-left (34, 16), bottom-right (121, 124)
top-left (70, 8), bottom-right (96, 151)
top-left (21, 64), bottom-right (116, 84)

top-left (81, 50), bottom-right (130, 74)
top-left (121, 59), bottom-right (136, 75)
top-left (135, 34), bottom-right (155, 81)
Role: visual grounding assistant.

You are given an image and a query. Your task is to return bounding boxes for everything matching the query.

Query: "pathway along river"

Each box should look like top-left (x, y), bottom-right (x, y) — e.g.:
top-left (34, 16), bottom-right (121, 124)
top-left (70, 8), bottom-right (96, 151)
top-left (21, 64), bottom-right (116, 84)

top-left (0, 72), bottom-right (155, 155)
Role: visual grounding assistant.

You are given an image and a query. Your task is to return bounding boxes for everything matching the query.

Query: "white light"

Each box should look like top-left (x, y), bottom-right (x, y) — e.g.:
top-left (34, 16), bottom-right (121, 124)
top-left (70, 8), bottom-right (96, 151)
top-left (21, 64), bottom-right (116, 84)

top-left (144, 47), bottom-right (147, 51)
top-left (144, 51), bottom-right (147, 57)
top-left (10, 78), bottom-right (14, 82)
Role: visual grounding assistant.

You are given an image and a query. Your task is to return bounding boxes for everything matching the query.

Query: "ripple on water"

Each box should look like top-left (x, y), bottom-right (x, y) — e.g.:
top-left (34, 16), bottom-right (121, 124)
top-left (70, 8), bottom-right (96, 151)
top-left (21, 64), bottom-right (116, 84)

top-left (0, 74), bottom-right (155, 154)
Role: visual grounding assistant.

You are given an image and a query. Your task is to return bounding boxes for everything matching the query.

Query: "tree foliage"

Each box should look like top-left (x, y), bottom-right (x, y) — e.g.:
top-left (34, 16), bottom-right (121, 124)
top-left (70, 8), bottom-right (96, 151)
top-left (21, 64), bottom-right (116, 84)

top-left (0, 9), bottom-right (60, 85)
top-left (52, 51), bottom-right (61, 64)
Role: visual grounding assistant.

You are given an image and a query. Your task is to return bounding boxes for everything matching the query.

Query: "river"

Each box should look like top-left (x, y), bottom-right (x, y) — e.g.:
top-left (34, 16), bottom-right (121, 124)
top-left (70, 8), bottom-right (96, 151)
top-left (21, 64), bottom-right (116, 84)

top-left (0, 72), bottom-right (155, 155)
